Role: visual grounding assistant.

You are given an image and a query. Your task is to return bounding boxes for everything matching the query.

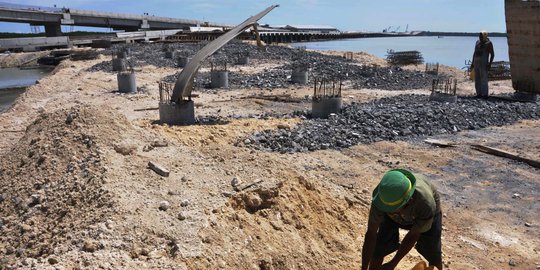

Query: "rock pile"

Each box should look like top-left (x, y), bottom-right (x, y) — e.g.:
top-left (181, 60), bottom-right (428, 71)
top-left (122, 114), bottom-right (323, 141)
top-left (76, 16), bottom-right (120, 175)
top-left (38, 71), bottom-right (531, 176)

top-left (87, 42), bottom-right (436, 91)
top-left (242, 95), bottom-right (540, 152)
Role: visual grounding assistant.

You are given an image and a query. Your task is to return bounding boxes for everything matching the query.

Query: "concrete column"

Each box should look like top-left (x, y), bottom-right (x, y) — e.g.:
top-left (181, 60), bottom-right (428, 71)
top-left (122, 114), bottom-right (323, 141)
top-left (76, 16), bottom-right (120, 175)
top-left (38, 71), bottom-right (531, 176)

top-left (159, 101), bottom-right (195, 125)
top-left (112, 58), bottom-right (126, 71)
top-left (312, 97), bottom-right (343, 118)
top-left (44, 23), bottom-right (62, 37)
top-left (210, 71), bottom-right (229, 88)
top-left (236, 55), bottom-right (249, 65)
top-left (117, 71), bottom-right (137, 93)
top-left (177, 56), bottom-right (191, 68)
top-left (292, 69), bottom-right (308, 84)
top-left (141, 19), bottom-right (150, 29)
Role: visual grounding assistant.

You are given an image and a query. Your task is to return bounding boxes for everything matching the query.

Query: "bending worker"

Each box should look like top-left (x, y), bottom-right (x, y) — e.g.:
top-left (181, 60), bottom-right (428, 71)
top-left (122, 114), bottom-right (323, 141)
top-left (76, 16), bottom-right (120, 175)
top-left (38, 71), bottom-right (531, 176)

top-left (471, 31), bottom-right (495, 98)
top-left (361, 169), bottom-right (442, 270)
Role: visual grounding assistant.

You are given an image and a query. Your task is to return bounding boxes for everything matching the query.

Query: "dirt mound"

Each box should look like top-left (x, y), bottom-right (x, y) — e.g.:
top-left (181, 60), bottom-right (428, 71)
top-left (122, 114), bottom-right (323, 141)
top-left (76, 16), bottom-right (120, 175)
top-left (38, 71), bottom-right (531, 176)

top-left (0, 105), bottom-right (132, 266)
top-left (185, 177), bottom-right (369, 269)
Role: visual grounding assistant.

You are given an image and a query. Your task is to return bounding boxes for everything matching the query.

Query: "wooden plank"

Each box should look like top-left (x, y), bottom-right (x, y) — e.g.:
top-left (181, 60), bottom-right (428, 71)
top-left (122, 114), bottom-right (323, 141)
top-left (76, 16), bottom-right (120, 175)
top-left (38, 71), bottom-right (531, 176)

top-left (234, 179), bottom-right (263, 192)
top-left (134, 107), bottom-right (159, 111)
top-left (148, 161), bottom-right (170, 177)
top-left (0, 130), bottom-right (25, 133)
top-left (471, 144), bottom-right (540, 169)
top-left (424, 139), bottom-right (457, 148)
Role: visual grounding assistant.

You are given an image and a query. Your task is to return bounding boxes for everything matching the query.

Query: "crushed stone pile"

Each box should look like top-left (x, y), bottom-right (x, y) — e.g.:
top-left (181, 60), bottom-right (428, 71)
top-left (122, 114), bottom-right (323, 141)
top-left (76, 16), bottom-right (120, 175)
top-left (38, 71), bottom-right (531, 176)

top-left (0, 106), bottom-right (132, 267)
top-left (87, 42), bottom-right (436, 91)
top-left (283, 52), bottom-right (437, 90)
top-left (242, 95), bottom-right (540, 152)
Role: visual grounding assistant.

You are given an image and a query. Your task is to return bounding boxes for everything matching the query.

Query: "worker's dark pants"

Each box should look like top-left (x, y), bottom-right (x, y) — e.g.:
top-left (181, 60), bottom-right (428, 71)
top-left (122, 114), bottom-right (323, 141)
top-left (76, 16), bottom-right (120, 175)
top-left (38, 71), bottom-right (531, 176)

top-left (373, 212), bottom-right (442, 265)
top-left (474, 56), bottom-right (489, 97)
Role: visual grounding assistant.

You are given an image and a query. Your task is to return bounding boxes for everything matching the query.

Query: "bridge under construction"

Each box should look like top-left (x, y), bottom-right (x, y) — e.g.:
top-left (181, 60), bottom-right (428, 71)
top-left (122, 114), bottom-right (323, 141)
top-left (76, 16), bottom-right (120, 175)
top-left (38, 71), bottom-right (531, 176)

top-left (0, 2), bottom-right (230, 37)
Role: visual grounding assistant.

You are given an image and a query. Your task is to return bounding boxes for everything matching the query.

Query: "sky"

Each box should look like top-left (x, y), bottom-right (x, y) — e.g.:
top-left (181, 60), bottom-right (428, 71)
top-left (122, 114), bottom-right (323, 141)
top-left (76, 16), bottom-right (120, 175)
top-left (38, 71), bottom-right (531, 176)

top-left (0, 0), bottom-right (507, 33)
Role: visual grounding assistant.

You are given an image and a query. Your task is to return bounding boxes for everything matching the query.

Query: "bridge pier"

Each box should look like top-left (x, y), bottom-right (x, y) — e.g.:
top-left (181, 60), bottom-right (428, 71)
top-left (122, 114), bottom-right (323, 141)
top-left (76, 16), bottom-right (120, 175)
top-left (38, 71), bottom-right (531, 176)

top-left (44, 23), bottom-right (62, 37)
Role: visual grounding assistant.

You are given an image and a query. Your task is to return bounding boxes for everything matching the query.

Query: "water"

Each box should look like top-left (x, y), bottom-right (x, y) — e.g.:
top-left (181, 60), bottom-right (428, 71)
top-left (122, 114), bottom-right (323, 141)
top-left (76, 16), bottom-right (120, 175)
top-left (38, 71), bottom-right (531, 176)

top-left (0, 67), bottom-right (52, 113)
top-left (0, 67), bottom-right (51, 89)
top-left (292, 36), bottom-right (509, 69)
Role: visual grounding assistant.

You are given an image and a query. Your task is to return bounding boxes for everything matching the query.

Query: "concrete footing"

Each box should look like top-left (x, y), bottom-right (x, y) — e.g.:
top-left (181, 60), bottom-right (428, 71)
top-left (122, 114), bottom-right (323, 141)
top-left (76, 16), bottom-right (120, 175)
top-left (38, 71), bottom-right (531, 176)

top-left (236, 56), bottom-right (249, 65)
top-left (513, 91), bottom-right (538, 102)
top-left (312, 97), bottom-right (342, 118)
top-left (210, 71), bottom-right (229, 88)
top-left (159, 101), bottom-right (195, 125)
top-left (292, 69), bottom-right (308, 84)
top-left (112, 58), bottom-right (126, 71)
top-left (116, 50), bottom-right (128, 59)
top-left (429, 92), bottom-right (457, 103)
top-left (177, 56), bottom-right (191, 68)
top-left (117, 72), bottom-right (137, 93)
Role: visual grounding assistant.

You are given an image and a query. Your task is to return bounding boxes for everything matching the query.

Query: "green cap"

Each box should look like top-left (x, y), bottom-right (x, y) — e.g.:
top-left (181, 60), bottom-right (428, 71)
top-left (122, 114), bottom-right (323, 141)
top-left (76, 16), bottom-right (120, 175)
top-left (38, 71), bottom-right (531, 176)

top-left (372, 169), bottom-right (417, 212)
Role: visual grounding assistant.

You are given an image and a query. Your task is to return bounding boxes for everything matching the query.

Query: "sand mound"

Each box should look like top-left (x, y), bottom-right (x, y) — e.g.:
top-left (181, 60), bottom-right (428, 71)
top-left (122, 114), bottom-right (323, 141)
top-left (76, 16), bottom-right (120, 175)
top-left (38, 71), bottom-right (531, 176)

top-left (0, 105), bottom-right (132, 265)
top-left (185, 177), bottom-right (369, 269)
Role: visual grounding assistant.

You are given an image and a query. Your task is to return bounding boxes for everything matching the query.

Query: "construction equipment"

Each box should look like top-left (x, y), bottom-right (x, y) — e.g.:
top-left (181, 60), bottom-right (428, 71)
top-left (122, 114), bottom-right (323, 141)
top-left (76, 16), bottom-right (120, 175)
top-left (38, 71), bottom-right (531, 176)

top-left (252, 23), bottom-right (265, 51)
top-left (159, 5), bottom-right (278, 125)
top-left (170, 5), bottom-right (278, 102)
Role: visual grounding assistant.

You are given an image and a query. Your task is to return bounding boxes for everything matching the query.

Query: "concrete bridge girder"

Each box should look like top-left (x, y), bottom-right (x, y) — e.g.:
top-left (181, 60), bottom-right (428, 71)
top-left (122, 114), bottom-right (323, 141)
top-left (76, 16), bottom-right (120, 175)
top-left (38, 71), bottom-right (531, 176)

top-left (0, 9), bottom-right (60, 24)
top-left (0, 5), bottom-right (230, 36)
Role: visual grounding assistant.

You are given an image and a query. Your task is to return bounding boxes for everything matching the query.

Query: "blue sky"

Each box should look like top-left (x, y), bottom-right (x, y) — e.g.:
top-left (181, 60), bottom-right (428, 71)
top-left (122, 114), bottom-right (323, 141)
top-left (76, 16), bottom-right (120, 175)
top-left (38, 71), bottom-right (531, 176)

top-left (0, 0), bottom-right (506, 33)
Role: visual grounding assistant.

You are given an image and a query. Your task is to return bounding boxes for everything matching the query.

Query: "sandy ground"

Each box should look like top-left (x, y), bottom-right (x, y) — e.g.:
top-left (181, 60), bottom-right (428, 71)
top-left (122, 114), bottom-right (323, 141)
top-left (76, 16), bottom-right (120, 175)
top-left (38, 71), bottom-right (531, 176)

top-left (0, 47), bottom-right (538, 270)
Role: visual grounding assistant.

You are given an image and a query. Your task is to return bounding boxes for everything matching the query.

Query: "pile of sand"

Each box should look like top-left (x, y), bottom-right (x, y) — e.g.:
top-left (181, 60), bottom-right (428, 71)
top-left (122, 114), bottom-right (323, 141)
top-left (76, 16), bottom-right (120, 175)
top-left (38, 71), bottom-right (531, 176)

top-left (185, 177), bottom-right (369, 269)
top-left (0, 105), bottom-right (132, 266)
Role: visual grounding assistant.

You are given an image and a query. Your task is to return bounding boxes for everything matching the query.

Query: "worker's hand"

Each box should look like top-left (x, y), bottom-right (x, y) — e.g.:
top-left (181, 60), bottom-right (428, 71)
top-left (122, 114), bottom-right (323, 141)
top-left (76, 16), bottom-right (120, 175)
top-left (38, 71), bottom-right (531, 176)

top-left (381, 261), bottom-right (398, 270)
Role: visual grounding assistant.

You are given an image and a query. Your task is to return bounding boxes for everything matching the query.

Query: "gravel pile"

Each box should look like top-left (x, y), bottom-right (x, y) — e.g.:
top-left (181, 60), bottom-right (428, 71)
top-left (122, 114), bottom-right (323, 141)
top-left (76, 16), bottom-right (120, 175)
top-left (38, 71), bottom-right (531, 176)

top-left (161, 68), bottom-right (292, 90)
top-left (88, 41), bottom-right (288, 72)
top-left (87, 42), bottom-right (436, 91)
top-left (242, 95), bottom-right (540, 152)
top-left (162, 63), bottom-right (434, 91)
top-left (284, 53), bottom-right (437, 90)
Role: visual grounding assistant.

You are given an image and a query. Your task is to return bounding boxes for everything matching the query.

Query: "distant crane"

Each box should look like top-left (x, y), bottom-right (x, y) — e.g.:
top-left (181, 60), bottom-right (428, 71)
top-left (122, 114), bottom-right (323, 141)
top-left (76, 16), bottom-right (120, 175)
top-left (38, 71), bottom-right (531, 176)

top-left (405, 24), bottom-right (409, 32)
top-left (395, 26), bottom-right (400, 32)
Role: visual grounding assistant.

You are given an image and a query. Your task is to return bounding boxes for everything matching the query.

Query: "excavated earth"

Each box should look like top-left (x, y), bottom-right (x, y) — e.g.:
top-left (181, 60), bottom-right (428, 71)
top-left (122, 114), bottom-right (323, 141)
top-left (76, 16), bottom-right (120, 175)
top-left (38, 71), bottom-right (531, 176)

top-left (0, 41), bottom-right (538, 270)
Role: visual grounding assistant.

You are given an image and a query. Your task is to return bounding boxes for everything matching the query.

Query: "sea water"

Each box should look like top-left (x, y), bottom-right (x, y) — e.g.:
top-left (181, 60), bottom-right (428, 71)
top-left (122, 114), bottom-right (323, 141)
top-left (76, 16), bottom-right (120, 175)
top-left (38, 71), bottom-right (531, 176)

top-left (292, 36), bottom-right (509, 69)
top-left (0, 67), bottom-right (52, 113)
